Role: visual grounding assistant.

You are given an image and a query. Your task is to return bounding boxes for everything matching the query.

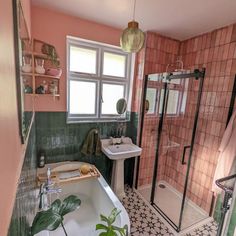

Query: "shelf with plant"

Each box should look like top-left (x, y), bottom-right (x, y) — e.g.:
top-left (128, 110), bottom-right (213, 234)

top-left (23, 50), bottom-right (60, 62)
top-left (21, 38), bottom-right (62, 98)
top-left (22, 72), bottom-right (60, 80)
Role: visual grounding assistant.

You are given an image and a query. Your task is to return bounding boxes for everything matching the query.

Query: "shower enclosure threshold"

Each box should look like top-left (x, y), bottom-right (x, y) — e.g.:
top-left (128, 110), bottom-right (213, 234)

top-left (138, 181), bottom-right (209, 230)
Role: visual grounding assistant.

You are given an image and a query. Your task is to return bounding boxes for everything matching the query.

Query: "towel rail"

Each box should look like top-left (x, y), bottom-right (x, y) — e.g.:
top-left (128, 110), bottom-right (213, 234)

top-left (215, 174), bottom-right (236, 236)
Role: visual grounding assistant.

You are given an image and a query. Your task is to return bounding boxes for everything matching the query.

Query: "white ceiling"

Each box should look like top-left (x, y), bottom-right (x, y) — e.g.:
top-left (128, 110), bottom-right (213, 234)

top-left (32, 0), bottom-right (236, 40)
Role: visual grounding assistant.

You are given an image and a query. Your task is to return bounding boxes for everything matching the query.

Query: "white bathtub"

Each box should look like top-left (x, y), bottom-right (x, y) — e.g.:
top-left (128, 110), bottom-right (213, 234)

top-left (36, 162), bottom-right (130, 236)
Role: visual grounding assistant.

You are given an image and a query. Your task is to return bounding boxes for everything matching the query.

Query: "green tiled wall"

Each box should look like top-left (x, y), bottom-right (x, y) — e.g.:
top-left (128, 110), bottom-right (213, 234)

top-left (35, 112), bottom-right (139, 185)
top-left (8, 121), bottom-right (37, 236)
top-left (7, 111), bottom-right (139, 236)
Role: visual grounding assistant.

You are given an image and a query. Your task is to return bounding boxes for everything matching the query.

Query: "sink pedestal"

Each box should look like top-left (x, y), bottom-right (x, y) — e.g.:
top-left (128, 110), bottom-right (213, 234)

top-left (101, 137), bottom-right (142, 199)
top-left (111, 159), bottom-right (126, 199)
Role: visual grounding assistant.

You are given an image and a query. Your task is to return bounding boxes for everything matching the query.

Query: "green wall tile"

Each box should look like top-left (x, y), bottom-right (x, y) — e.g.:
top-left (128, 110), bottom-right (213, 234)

top-left (35, 112), bottom-right (138, 185)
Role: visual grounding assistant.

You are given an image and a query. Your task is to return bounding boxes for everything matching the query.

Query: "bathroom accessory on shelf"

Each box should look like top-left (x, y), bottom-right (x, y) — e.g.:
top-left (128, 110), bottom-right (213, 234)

top-left (49, 80), bottom-right (58, 95)
top-left (21, 56), bottom-right (32, 73)
top-left (35, 58), bottom-right (45, 74)
top-left (46, 67), bottom-right (62, 77)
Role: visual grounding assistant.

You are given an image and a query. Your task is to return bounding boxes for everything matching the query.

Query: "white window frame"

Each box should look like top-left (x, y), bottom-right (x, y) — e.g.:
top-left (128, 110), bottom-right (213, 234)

top-left (66, 36), bottom-right (132, 123)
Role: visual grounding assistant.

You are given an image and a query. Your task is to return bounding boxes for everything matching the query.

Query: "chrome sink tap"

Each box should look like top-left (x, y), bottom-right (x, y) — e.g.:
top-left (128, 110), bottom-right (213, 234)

top-left (38, 167), bottom-right (62, 210)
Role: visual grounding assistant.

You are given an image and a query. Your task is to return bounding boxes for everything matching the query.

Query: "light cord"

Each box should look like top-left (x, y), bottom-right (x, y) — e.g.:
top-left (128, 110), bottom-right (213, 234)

top-left (132, 0), bottom-right (137, 21)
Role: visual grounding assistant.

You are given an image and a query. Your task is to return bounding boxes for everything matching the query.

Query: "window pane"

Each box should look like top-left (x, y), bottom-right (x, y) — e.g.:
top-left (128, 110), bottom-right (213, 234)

top-left (146, 88), bottom-right (157, 114)
top-left (167, 90), bottom-right (179, 114)
top-left (159, 89), bottom-right (179, 115)
top-left (103, 52), bottom-right (126, 77)
top-left (102, 83), bottom-right (124, 115)
top-left (69, 80), bottom-right (96, 114)
top-left (69, 46), bottom-right (97, 74)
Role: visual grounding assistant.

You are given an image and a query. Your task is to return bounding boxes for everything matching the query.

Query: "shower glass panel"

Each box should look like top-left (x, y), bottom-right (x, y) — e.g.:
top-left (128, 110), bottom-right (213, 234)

top-left (138, 70), bottom-right (208, 232)
top-left (137, 73), bottom-right (163, 199)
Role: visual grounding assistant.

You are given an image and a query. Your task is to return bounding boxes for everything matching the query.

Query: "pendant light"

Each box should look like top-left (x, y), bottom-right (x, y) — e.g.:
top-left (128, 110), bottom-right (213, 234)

top-left (120, 0), bottom-right (145, 53)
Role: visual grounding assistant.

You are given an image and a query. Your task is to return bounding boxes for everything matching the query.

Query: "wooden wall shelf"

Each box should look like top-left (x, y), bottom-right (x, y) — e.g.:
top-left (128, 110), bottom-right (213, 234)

top-left (21, 38), bottom-right (61, 100)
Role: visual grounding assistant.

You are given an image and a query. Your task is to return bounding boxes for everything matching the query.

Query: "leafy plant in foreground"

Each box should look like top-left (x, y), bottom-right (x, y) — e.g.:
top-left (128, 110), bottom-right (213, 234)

top-left (31, 195), bottom-right (81, 236)
top-left (96, 208), bottom-right (128, 236)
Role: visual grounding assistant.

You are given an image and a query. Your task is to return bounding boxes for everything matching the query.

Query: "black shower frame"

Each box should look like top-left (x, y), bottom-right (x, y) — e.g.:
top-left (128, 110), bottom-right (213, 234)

top-left (135, 68), bottom-right (206, 232)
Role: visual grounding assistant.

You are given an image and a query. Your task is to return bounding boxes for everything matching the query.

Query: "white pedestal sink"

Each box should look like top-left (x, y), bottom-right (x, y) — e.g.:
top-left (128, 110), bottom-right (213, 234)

top-left (101, 137), bottom-right (142, 199)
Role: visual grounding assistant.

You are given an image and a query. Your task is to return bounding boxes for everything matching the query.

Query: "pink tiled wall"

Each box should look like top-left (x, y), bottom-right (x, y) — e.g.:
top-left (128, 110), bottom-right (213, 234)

top-left (178, 24), bottom-right (236, 211)
top-left (135, 24), bottom-right (236, 212)
top-left (136, 32), bottom-right (180, 186)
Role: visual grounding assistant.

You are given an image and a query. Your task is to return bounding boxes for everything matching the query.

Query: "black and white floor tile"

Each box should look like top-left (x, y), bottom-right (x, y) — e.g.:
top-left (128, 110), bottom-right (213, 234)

top-left (122, 186), bottom-right (218, 236)
top-left (184, 221), bottom-right (218, 236)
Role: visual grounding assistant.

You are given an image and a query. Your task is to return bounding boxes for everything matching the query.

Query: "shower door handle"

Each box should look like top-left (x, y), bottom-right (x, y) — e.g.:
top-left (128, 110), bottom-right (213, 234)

top-left (182, 145), bottom-right (191, 165)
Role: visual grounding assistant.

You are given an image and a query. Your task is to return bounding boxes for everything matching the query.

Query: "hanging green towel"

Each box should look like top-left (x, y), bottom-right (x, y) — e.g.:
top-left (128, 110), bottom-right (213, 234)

top-left (81, 128), bottom-right (102, 156)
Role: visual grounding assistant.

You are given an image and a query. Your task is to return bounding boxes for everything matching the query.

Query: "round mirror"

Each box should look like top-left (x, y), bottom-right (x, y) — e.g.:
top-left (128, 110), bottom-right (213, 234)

top-left (116, 98), bottom-right (127, 115)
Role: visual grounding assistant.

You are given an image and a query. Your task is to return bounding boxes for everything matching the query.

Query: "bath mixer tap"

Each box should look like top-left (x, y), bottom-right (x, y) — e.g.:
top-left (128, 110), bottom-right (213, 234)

top-left (38, 167), bottom-right (62, 210)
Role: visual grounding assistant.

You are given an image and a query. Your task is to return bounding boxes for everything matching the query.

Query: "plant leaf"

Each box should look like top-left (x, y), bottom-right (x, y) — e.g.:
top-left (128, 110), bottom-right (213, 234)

top-left (108, 208), bottom-right (121, 225)
top-left (100, 214), bottom-right (110, 225)
top-left (99, 233), bottom-right (109, 236)
top-left (59, 195), bottom-right (81, 217)
top-left (111, 225), bottom-right (128, 236)
top-left (51, 199), bottom-right (61, 214)
top-left (96, 223), bottom-right (109, 231)
top-left (107, 230), bottom-right (118, 236)
top-left (31, 209), bottom-right (62, 235)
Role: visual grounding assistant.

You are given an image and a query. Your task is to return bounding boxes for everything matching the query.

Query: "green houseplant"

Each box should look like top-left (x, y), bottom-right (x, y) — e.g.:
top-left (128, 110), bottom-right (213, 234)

top-left (31, 195), bottom-right (81, 236)
top-left (96, 208), bottom-right (128, 236)
top-left (41, 43), bottom-right (60, 67)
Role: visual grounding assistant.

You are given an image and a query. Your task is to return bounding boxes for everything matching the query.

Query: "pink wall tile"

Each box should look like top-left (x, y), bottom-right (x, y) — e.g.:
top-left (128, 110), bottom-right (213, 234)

top-left (137, 23), bottom-right (236, 213)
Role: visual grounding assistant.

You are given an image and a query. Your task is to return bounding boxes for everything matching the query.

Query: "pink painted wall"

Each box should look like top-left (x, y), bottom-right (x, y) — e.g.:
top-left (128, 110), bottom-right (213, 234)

top-left (21, 0), bottom-right (31, 38)
top-left (32, 6), bottom-right (122, 111)
top-left (0, 1), bottom-right (27, 235)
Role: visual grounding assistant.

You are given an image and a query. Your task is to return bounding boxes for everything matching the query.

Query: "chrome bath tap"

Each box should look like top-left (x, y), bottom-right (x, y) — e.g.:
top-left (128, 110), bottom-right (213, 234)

top-left (39, 167), bottom-right (62, 210)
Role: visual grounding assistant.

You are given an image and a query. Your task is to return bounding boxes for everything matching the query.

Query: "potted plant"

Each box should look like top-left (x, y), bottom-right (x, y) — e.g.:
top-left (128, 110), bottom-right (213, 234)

top-left (41, 43), bottom-right (60, 67)
top-left (41, 43), bottom-right (62, 77)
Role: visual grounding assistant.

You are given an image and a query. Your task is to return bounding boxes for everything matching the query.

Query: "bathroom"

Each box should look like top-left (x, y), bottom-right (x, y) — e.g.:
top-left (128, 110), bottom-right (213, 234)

top-left (1, 0), bottom-right (236, 235)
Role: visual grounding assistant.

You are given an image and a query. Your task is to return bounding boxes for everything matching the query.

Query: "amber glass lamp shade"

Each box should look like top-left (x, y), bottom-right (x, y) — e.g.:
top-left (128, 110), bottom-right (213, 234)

top-left (120, 21), bottom-right (145, 53)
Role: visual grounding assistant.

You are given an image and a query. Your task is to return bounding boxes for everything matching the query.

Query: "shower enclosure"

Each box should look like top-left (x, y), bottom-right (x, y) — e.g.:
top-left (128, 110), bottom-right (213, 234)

top-left (136, 69), bottom-right (207, 232)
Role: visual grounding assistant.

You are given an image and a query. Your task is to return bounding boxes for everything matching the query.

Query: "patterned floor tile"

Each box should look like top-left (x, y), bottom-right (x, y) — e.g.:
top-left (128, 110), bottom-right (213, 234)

top-left (184, 220), bottom-right (218, 236)
top-left (122, 186), bottom-right (174, 236)
top-left (122, 186), bottom-right (218, 236)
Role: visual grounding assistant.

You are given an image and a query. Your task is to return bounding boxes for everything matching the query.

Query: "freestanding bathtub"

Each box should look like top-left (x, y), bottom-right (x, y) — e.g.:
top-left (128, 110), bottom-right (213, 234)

top-left (36, 162), bottom-right (130, 236)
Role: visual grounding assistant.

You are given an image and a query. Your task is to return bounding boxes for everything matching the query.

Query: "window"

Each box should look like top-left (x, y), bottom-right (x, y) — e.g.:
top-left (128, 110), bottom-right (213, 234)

top-left (158, 79), bottom-right (188, 116)
top-left (146, 74), bottom-right (188, 117)
top-left (146, 88), bottom-right (157, 114)
top-left (67, 36), bottom-right (132, 122)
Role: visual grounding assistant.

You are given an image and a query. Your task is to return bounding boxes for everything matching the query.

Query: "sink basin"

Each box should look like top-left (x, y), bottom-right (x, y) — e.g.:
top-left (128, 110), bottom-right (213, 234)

top-left (101, 138), bottom-right (142, 160)
top-left (101, 137), bottom-right (142, 198)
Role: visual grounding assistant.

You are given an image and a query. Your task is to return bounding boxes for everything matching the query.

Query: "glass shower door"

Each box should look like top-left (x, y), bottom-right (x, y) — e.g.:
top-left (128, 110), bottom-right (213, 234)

top-left (151, 75), bottom-right (208, 231)
top-left (137, 73), bottom-right (164, 202)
